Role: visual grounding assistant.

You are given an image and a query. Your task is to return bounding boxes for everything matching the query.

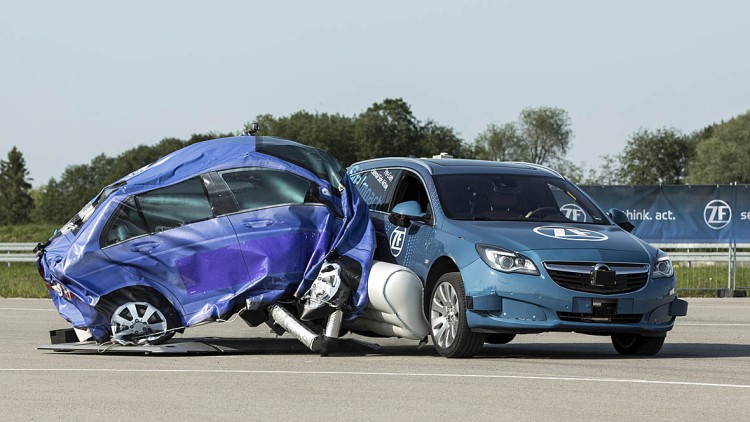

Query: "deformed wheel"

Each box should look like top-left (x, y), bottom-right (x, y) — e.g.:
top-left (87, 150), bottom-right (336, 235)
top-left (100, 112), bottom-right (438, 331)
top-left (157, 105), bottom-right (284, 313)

top-left (430, 272), bottom-right (485, 358)
top-left (611, 333), bottom-right (665, 356)
top-left (109, 300), bottom-right (176, 345)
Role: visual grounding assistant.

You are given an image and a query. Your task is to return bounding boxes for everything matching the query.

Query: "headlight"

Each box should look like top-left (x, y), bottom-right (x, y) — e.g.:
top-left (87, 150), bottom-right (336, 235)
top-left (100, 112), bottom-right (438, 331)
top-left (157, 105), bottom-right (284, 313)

top-left (476, 244), bottom-right (539, 275)
top-left (653, 250), bottom-right (674, 279)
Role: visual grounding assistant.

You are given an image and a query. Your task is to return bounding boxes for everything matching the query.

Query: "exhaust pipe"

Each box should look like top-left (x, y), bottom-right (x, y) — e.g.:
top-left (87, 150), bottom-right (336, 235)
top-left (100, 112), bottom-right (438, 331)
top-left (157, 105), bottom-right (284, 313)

top-left (267, 305), bottom-right (344, 355)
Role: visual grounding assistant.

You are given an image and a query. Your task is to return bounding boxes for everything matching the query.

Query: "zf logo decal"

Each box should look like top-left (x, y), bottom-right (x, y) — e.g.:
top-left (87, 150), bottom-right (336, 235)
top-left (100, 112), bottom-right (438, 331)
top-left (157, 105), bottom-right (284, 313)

top-left (389, 227), bottom-right (407, 257)
top-left (533, 226), bottom-right (608, 241)
top-left (560, 204), bottom-right (586, 222)
top-left (704, 200), bottom-right (732, 230)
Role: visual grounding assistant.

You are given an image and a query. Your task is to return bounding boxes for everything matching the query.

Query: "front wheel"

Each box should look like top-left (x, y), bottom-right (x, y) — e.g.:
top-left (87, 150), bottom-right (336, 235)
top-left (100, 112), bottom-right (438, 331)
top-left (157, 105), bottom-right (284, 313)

top-left (430, 272), bottom-right (485, 358)
top-left (611, 334), bottom-right (665, 356)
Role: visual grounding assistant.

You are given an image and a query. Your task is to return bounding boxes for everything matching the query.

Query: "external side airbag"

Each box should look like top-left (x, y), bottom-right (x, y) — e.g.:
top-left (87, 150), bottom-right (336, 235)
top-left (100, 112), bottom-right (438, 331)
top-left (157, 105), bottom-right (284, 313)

top-left (347, 261), bottom-right (429, 340)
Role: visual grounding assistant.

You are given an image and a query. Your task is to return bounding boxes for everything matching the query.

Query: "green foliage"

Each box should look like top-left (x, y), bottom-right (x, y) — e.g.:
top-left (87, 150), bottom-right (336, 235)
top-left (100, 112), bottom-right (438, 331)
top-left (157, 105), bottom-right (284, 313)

top-left (251, 112), bottom-right (358, 165)
top-left (0, 224), bottom-right (58, 242)
top-left (688, 111), bottom-right (750, 184)
top-left (475, 106), bottom-right (572, 166)
top-left (0, 147), bottom-right (34, 225)
top-left (31, 132), bottom-right (233, 225)
top-left (580, 155), bottom-right (622, 185)
top-left (519, 107), bottom-right (573, 165)
top-left (355, 98), bottom-right (422, 160)
top-left (248, 98), bottom-right (468, 164)
top-left (618, 128), bottom-right (694, 185)
top-left (474, 122), bottom-right (523, 161)
top-left (0, 263), bottom-right (49, 298)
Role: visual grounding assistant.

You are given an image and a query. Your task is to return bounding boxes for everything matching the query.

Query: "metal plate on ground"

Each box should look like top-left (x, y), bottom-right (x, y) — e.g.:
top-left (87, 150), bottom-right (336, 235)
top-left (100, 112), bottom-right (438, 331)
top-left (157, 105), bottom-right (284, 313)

top-left (38, 337), bottom-right (382, 355)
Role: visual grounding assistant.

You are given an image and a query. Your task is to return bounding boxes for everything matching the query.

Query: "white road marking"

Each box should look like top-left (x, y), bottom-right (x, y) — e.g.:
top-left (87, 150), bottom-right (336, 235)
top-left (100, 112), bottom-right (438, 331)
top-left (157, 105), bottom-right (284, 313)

top-left (1, 368), bottom-right (748, 389)
top-left (0, 307), bottom-right (55, 312)
top-left (680, 323), bottom-right (750, 327)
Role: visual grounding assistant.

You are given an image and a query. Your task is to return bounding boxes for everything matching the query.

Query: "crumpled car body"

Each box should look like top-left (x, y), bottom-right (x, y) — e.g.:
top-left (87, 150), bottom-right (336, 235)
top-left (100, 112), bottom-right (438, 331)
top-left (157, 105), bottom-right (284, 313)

top-left (37, 136), bottom-right (375, 343)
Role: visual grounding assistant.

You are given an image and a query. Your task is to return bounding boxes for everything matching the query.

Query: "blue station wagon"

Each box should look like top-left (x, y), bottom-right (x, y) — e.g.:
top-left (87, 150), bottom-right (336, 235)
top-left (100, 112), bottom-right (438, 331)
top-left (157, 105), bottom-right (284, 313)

top-left (348, 156), bottom-right (688, 358)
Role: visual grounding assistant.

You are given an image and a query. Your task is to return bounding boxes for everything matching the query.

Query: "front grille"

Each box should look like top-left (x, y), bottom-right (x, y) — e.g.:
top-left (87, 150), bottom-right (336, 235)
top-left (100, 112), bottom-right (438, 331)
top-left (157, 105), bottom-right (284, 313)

top-left (558, 312), bottom-right (644, 324)
top-left (544, 262), bottom-right (649, 294)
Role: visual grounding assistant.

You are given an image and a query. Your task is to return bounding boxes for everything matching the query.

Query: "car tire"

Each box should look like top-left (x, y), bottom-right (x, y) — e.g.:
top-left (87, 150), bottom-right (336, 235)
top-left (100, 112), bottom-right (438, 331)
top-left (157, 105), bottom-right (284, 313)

top-left (430, 272), bottom-right (485, 358)
top-left (611, 333), bottom-right (665, 356)
top-left (106, 294), bottom-right (179, 345)
top-left (485, 334), bottom-right (516, 345)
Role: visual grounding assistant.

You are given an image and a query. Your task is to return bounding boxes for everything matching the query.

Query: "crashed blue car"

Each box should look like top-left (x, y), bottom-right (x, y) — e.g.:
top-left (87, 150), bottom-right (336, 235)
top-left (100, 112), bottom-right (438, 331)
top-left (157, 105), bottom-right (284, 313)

top-left (36, 136), bottom-right (375, 348)
top-left (349, 156), bottom-right (689, 358)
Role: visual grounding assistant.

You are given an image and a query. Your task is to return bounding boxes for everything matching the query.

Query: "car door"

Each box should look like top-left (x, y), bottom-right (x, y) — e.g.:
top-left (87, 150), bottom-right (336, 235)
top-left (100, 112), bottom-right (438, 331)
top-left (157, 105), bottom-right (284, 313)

top-left (349, 167), bottom-right (401, 262)
top-left (382, 170), bottom-right (437, 279)
top-left (100, 176), bottom-right (250, 315)
top-left (215, 167), bottom-right (331, 301)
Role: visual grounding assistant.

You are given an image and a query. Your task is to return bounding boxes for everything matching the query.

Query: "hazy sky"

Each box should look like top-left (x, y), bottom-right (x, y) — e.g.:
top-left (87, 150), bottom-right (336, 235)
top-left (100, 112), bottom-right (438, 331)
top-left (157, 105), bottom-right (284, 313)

top-left (2, 1), bottom-right (749, 185)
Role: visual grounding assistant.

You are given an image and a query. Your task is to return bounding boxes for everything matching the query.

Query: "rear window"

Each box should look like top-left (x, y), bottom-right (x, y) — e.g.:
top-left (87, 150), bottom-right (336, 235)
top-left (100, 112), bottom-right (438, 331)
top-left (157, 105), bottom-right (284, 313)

top-left (219, 168), bottom-right (315, 212)
top-left (256, 137), bottom-right (344, 192)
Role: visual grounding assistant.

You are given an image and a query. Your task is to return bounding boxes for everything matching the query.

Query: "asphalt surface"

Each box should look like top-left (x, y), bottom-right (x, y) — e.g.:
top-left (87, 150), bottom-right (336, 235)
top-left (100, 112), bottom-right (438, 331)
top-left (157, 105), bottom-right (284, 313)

top-left (1, 297), bottom-right (748, 421)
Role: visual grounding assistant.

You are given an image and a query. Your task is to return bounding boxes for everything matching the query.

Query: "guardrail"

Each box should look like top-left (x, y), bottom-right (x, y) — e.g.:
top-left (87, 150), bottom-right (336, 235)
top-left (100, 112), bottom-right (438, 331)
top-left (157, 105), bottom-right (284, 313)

top-left (0, 243), bottom-right (38, 263)
top-left (1, 242), bottom-right (748, 294)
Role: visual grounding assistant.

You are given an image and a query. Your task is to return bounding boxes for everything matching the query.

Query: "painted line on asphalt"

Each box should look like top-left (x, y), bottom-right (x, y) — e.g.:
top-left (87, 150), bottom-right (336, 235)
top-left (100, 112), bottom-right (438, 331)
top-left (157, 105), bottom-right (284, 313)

top-left (680, 323), bottom-right (750, 327)
top-left (0, 307), bottom-right (55, 312)
top-left (1, 368), bottom-right (748, 389)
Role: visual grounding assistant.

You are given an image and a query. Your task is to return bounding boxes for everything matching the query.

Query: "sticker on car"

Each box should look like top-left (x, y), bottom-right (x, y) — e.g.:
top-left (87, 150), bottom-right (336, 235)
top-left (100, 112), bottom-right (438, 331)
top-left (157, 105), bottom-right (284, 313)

top-left (533, 225), bottom-right (608, 241)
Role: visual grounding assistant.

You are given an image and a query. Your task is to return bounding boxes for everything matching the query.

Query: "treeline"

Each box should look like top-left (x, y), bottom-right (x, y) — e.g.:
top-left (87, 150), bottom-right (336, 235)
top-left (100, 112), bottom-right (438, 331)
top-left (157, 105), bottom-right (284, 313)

top-left (1, 98), bottom-right (749, 226)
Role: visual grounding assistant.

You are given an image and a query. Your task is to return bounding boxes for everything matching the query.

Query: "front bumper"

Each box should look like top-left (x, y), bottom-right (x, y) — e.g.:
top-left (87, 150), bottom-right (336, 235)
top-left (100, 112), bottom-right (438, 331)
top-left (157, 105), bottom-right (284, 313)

top-left (461, 259), bottom-right (687, 336)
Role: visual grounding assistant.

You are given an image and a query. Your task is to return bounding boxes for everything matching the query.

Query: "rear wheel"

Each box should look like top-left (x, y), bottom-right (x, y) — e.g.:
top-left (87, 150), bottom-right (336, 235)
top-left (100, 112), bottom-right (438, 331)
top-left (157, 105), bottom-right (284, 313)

top-left (430, 272), bottom-right (484, 358)
top-left (611, 333), bottom-right (665, 356)
top-left (101, 292), bottom-right (179, 345)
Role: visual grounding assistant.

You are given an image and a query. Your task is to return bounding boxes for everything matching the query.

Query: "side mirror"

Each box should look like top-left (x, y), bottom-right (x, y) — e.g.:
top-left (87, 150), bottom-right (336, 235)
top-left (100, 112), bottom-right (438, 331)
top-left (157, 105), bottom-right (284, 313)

top-left (608, 208), bottom-right (634, 232)
top-left (389, 201), bottom-right (430, 228)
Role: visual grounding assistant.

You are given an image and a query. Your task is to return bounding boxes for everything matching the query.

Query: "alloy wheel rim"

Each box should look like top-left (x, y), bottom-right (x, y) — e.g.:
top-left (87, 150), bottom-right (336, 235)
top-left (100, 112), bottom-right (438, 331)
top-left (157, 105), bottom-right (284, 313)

top-left (111, 301), bottom-right (168, 345)
top-left (431, 282), bottom-right (460, 349)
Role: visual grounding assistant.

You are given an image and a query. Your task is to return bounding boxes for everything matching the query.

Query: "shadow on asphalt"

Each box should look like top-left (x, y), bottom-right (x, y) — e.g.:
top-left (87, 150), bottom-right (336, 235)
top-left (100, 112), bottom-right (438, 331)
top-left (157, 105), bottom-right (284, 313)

top-left (38, 336), bottom-right (750, 359)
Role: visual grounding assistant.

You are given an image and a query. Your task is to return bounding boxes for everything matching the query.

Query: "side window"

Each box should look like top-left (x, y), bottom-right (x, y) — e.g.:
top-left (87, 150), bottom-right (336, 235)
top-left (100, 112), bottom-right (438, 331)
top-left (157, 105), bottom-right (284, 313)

top-left (391, 171), bottom-right (431, 216)
top-left (101, 177), bottom-right (214, 247)
top-left (219, 168), bottom-right (314, 212)
top-left (101, 197), bottom-right (149, 247)
top-left (350, 169), bottom-right (400, 212)
top-left (137, 177), bottom-right (214, 232)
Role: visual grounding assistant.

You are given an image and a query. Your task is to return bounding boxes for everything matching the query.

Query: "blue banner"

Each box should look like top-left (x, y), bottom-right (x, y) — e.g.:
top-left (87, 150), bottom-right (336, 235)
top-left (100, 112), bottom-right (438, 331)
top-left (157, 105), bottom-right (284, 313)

top-left (581, 185), bottom-right (750, 244)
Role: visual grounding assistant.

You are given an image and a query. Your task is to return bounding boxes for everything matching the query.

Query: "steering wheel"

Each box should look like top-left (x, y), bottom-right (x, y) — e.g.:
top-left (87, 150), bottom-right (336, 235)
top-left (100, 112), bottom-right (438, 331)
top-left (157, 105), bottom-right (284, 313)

top-left (524, 207), bottom-right (561, 220)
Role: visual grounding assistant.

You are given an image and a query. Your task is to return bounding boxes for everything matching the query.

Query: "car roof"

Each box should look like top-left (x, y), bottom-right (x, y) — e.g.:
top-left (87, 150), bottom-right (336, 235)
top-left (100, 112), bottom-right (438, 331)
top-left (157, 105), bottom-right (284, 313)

top-left (117, 136), bottom-right (340, 190)
top-left (351, 157), bottom-right (563, 178)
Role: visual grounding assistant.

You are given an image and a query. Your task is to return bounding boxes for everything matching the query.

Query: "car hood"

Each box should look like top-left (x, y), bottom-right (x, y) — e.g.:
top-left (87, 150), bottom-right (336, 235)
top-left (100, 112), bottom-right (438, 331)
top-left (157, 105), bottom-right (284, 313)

top-left (443, 220), bottom-right (655, 263)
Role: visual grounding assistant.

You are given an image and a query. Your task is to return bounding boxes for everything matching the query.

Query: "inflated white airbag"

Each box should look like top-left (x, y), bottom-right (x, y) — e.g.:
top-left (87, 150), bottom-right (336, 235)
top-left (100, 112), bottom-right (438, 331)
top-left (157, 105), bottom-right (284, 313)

top-left (346, 261), bottom-right (429, 340)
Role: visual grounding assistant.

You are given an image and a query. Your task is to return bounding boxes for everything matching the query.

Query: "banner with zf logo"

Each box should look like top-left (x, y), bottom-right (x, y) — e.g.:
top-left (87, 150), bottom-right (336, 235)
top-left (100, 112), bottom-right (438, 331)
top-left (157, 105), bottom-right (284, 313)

top-left (581, 185), bottom-right (750, 244)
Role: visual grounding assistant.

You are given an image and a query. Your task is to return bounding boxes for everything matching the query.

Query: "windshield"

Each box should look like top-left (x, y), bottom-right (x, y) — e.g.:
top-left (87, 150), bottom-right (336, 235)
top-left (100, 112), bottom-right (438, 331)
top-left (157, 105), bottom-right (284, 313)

top-left (434, 174), bottom-right (608, 224)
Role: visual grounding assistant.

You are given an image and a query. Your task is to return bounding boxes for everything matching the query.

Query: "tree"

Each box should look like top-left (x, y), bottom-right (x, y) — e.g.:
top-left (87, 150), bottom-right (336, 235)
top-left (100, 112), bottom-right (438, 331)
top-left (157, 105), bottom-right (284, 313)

top-left (249, 112), bottom-right (358, 165)
top-left (581, 155), bottom-right (622, 185)
top-left (419, 121), bottom-right (466, 158)
top-left (0, 146), bottom-right (34, 225)
top-left (474, 122), bottom-right (523, 161)
top-left (518, 106), bottom-right (573, 165)
top-left (355, 98), bottom-right (421, 160)
top-left (474, 106), bottom-right (573, 166)
top-left (618, 128), bottom-right (694, 185)
top-left (688, 112), bottom-right (750, 184)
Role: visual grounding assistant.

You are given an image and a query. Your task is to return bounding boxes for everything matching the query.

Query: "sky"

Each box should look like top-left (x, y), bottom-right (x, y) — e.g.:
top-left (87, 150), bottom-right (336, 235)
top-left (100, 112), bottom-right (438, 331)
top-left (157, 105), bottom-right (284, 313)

top-left (2, 0), bottom-right (749, 185)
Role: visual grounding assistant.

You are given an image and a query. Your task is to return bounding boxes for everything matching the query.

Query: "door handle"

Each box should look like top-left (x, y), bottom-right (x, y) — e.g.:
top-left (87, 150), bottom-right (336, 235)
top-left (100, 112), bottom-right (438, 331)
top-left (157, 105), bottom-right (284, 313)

top-left (129, 241), bottom-right (159, 253)
top-left (241, 219), bottom-right (274, 229)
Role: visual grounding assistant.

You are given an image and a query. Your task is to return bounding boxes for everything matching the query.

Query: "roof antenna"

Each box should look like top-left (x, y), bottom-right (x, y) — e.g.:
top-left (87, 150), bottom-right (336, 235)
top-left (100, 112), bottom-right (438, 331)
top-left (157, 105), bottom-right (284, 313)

top-left (243, 122), bottom-right (260, 136)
